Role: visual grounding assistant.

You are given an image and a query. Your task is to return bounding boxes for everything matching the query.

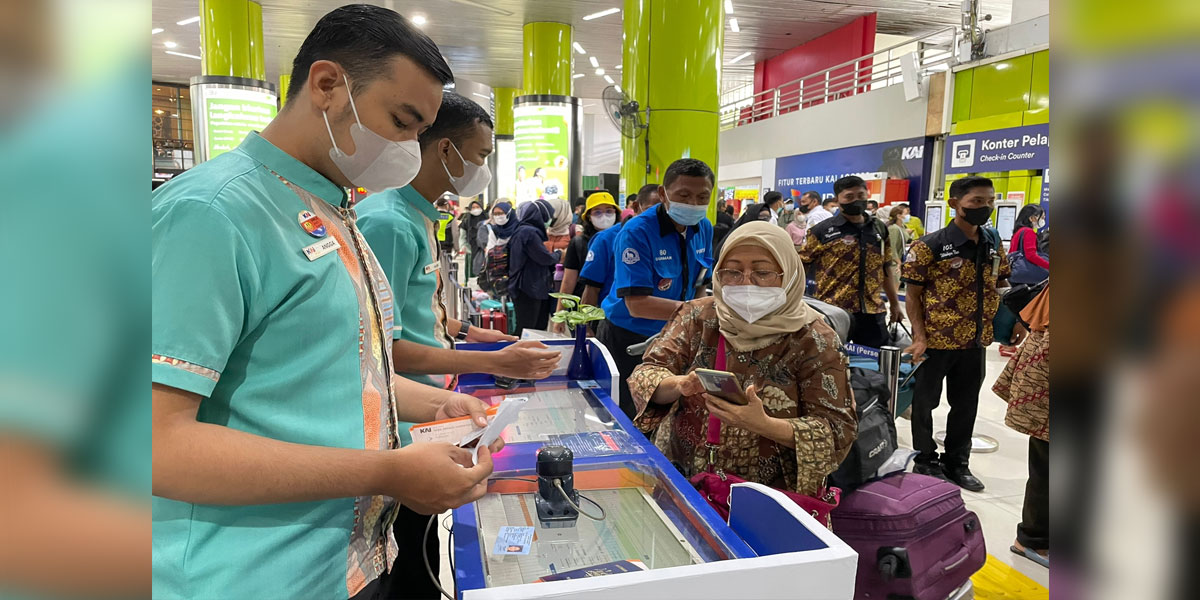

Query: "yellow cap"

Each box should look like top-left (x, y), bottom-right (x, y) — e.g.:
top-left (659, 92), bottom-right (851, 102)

top-left (584, 192), bottom-right (618, 215)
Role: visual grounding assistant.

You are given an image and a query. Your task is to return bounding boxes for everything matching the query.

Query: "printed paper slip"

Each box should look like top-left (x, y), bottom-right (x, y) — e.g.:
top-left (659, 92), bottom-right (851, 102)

top-left (472, 397), bottom-right (527, 464)
top-left (408, 405), bottom-right (500, 445)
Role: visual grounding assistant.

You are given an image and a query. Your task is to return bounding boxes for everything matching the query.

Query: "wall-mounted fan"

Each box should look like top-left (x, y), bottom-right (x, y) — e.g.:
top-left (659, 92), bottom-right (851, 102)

top-left (602, 85), bottom-right (647, 139)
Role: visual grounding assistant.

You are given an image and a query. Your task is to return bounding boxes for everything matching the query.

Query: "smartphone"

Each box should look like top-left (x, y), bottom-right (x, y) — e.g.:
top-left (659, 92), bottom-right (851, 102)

top-left (693, 369), bottom-right (749, 406)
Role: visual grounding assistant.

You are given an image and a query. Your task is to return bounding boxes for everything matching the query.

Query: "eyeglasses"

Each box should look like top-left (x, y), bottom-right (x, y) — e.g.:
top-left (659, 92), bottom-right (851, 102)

top-left (716, 269), bottom-right (784, 286)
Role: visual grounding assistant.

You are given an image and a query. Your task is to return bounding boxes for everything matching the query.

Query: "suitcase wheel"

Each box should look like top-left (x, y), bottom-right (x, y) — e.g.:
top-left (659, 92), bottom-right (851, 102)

top-left (876, 547), bottom-right (912, 580)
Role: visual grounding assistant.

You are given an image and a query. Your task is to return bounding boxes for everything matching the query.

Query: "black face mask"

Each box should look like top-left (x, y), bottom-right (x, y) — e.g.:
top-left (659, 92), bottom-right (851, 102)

top-left (840, 199), bottom-right (867, 216)
top-left (798, 204), bottom-right (812, 214)
top-left (961, 206), bottom-right (993, 226)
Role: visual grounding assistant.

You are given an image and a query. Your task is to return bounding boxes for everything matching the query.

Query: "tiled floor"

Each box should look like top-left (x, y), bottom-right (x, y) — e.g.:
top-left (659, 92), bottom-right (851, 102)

top-left (434, 270), bottom-right (1048, 596)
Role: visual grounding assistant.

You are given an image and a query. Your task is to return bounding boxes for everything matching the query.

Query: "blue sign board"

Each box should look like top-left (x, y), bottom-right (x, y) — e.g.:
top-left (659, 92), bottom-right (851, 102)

top-left (944, 124), bottom-right (1049, 175)
top-left (773, 137), bottom-right (932, 217)
top-left (1040, 167), bottom-right (1050, 225)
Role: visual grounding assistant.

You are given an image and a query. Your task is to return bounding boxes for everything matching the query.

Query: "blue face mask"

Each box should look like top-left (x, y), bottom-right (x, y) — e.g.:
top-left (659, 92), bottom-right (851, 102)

top-left (666, 200), bottom-right (708, 226)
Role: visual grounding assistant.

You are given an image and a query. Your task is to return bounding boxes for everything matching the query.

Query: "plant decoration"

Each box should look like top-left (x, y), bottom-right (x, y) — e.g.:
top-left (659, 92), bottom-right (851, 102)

top-left (549, 293), bottom-right (606, 330)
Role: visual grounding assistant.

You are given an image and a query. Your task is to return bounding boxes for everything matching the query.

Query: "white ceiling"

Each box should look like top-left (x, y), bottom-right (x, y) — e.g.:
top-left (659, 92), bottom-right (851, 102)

top-left (151, 0), bottom-right (1012, 101)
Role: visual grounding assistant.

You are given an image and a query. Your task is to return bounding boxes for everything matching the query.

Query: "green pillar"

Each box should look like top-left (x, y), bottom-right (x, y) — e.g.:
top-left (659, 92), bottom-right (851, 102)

top-left (522, 22), bottom-right (574, 96)
top-left (201, 0), bottom-right (266, 80)
top-left (621, 0), bottom-right (723, 209)
top-left (493, 87), bottom-right (521, 136)
top-left (278, 74), bottom-right (291, 107)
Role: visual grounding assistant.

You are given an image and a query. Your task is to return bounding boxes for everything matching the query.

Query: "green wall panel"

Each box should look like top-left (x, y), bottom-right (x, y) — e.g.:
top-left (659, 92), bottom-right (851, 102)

top-left (951, 112), bottom-right (1024, 134)
top-left (953, 70), bottom-right (974, 123)
top-left (969, 54), bottom-right (1034, 120)
top-left (1030, 50), bottom-right (1049, 111)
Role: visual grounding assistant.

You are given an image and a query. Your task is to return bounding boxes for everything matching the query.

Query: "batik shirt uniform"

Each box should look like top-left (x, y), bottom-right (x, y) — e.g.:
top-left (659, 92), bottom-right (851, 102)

top-left (628, 298), bottom-right (857, 496)
top-left (797, 214), bottom-right (893, 314)
top-left (152, 132), bottom-right (400, 599)
top-left (357, 184), bottom-right (456, 446)
top-left (901, 225), bottom-right (1011, 349)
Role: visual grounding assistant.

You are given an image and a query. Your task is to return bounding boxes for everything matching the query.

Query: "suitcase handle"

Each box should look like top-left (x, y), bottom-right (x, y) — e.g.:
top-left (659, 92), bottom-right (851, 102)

top-left (940, 547), bottom-right (970, 573)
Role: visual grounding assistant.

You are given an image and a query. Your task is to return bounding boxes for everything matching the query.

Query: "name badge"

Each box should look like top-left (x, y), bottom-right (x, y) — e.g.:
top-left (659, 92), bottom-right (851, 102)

top-left (424, 262), bottom-right (439, 275)
top-left (992, 254), bottom-right (1001, 274)
top-left (303, 237), bottom-right (341, 261)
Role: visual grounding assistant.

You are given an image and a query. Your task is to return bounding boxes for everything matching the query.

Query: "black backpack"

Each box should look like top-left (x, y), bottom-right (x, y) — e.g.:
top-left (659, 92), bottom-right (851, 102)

top-left (829, 367), bottom-right (898, 492)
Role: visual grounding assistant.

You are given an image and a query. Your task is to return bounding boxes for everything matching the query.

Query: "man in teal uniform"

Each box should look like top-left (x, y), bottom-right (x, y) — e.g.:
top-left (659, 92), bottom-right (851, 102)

top-left (151, 7), bottom-right (499, 599)
top-left (358, 91), bottom-right (561, 396)
top-left (356, 92), bottom-right (561, 597)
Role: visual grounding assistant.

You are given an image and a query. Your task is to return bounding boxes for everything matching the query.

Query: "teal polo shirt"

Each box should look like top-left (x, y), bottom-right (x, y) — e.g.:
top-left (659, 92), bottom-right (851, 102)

top-left (356, 185), bottom-right (455, 444)
top-left (151, 132), bottom-right (402, 599)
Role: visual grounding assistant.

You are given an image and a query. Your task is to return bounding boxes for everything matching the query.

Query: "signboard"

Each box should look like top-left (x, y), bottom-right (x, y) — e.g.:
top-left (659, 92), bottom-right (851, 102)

top-left (203, 88), bottom-right (276, 159)
top-left (774, 137), bottom-right (932, 216)
top-left (514, 104), bottom-right (572, 203)
top-left (1040, 168), bottom-right (1050, 226)
top-left (944, 124), bottom-right (1049, 175)
top-left (495, 138), bottom-right (516, 201)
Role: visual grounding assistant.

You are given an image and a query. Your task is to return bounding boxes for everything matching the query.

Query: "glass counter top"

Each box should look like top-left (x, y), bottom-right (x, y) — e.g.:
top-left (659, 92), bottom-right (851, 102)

top-left (463, 463), bottom-right (738, 589)
top-left (458, 382), bottom-right (619, 444)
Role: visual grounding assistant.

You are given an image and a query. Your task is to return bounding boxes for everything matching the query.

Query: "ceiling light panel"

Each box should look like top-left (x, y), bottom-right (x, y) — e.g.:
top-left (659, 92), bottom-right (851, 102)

top-left (582, 8), bottom-right (620, 21)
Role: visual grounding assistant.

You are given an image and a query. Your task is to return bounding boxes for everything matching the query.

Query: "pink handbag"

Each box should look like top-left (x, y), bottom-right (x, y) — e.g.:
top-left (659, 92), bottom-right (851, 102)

top-left (689, 336), bottom-right (841, 527)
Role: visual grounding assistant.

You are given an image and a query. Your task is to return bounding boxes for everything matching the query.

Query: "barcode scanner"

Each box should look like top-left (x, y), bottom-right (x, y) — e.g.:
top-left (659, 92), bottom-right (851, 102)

top-left (534, 445), bottom-right (579, 527)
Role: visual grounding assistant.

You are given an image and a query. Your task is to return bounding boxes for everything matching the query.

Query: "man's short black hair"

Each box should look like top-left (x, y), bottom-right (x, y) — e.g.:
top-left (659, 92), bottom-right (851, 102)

top-left (866, 200), bottom-right (879, 209)
top-left (418, 91), bottom-right (494, 151)
top-left (801, 191), bottom-right (821, 202)
top-left (662, 158), bottom-right (715, 188)
top-left (637, 183), bottom-right (661, 207)
top-left (833, 175), bottom-right (867, 197)
top-left (763, 190), bottom-right (783, 206)
top-left (949, 175), bottom-right (994, 199)
top-left (822, 198), bottom-right (838, 208)
top-left (287, 4), bottom-right (453, 102)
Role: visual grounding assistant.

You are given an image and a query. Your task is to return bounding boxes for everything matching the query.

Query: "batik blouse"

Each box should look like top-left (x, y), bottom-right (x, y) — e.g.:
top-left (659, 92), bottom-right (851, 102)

top-left (629, 297), bottom-right (857, 496)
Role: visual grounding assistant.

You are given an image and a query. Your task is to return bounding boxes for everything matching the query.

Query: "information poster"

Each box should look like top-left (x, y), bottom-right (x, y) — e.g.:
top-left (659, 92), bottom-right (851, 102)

top-left (513, 104), bottom-right (572, 204)
top-left (204, 88), bottom-right (277, 159)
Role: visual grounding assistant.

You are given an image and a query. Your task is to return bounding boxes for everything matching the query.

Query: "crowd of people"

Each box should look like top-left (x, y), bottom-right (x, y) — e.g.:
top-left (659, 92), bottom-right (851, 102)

top-left (150, 5), bottom-right (1050, 599)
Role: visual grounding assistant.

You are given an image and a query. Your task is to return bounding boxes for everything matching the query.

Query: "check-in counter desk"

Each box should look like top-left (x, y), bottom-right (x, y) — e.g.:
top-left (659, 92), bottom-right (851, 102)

top-left (451, 339), bottom-right (858, 599)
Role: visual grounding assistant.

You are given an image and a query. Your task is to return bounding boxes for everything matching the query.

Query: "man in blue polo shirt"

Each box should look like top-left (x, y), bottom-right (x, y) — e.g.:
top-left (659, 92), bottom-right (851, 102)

top-left (594, 159), bottom-right (716, 416)
top-left (579, 183), bottom-right (662, 308)
top-left (151, 8), bottom-right (500, 600)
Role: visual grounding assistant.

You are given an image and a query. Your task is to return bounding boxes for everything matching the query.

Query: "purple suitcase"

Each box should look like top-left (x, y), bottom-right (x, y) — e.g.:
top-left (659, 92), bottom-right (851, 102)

top-left (831, 473), bottom-right (985, 600)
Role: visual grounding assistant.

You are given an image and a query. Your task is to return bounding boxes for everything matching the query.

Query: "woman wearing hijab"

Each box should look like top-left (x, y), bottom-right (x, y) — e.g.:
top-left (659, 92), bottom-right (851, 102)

top-left (459, 199), bottom-right (487, 277)
top-left (482, 201), bottom-right (517, 251)
top-left (544, 197), bottom-right (574, 254)
top-left (507, 199), bottom-right (563, 335)
top-left (629, 222), bottom-right (857, 496)
top-left (476, 200), bottom-right (519, 297)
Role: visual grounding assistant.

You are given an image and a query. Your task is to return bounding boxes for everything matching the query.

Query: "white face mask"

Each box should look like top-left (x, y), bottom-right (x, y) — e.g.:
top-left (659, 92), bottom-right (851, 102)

top-left (721, 285), bottom-right (787, 324)
top-left (1037, 217), bottom-right (1046, 229)
top-left (442, 141), bottom-right (492, 197)
top-left (323, 74), bottom-right (422, 193)
top-left (470, 208), bottom-right (483, 216)
top-left (493, 215), bottom-right (509, 225)
top-left (590, 212), bottom-right (617, 230)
